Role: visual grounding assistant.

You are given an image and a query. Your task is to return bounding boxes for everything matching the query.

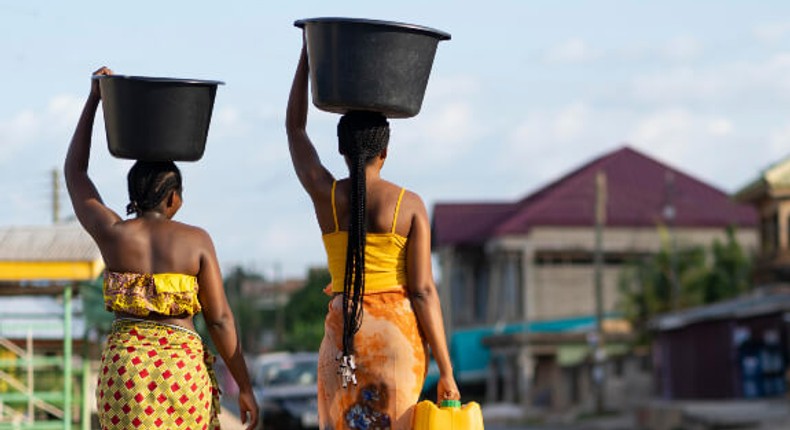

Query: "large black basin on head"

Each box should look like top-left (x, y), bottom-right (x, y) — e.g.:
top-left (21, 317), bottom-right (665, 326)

top-left (295, 17), bottom-right (451, 119)
top-left (95, 75), bottom-right (224, 162)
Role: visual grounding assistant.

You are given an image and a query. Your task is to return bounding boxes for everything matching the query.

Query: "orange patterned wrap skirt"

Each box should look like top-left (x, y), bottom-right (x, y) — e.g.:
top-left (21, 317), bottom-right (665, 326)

top-left (317, 288), bottom-right (428, 430)
top-left (96, 319), bottom-right (221, 430)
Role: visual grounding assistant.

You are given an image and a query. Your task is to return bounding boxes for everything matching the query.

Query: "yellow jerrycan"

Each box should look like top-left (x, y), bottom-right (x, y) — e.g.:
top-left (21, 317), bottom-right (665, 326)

top-left (414, 399), bottom-right (484, 430)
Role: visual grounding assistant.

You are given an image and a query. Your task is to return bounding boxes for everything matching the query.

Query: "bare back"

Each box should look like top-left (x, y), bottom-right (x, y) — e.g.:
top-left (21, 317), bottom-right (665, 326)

top-left (96, 218), bottom-right (208, 276)
top-left (318, 178), bottom-right (418, 237)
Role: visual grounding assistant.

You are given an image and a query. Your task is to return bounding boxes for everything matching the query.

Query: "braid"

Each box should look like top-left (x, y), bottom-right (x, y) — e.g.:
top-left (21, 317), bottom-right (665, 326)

top-left (337, 111), bottom-right (390, 358)
top-left (126, 161), bottom-right (182, 216)
top-left (341, 153), bottom-right (366, 356)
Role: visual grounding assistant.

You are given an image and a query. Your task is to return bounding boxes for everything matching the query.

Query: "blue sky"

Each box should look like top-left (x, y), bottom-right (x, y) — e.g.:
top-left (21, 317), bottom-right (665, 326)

top-left (2, 1), bottom-right (790, 277)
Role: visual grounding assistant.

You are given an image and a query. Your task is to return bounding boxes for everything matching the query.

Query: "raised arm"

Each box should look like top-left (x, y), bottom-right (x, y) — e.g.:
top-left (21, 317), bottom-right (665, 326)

top-left (64, 67), bottom-right (122, 239)
top-left (285, 40), bottom-right (334, 199)
top-left (405, 194), bottom-right (461, 403)
top-left (196, 232), bottom-right (259, 430)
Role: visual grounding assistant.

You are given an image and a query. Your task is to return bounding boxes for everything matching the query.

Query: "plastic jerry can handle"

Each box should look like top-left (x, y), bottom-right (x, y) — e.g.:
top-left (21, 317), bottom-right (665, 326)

top-left (440, 400), bottom-right (462, 408)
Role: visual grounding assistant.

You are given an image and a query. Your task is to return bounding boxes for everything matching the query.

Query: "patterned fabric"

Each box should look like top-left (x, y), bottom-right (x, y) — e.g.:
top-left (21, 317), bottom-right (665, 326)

top-left (323, 182), bottom-right (408, 293)
top-left (104, 271), bottom-right (201, 317)
top-left (317, 289), bottom-right (428, 430)
top-left (97, 319), bottom-right (220, 430)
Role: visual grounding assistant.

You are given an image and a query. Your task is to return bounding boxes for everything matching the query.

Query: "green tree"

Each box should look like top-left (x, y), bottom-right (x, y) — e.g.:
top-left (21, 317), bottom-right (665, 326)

top-left (699, 226), bottom-right (752, 303)
top-left (225, 266), bottom-right (272, 352)
top-left (81, 276), bottom-right (114, 336)
top-left (197, 266), bottom-right (273, 354)
top-left (279, 268), bottom-right (331, 352)
top-left (619, 226), bottom-right (752, 344)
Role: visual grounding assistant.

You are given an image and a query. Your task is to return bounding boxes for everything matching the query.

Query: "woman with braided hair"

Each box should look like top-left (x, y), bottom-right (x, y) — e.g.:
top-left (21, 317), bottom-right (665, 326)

top-left (287, 42), bottom-right (460, 429)
top-left (65, 67), bottom-right (258, 430)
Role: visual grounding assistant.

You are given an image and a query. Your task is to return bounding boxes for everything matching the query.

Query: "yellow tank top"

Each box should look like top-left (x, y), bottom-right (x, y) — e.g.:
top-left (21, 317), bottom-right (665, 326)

top-left (103, 270), bottom-right (202, 317)
top-left (322, 181), bottom-right (408, 293)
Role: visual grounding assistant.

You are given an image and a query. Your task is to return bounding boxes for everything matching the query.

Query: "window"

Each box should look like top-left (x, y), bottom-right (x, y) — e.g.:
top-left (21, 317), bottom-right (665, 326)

top-left (474, 263), bottom-right (489, 323)
top-left (498, 252), bottom-right (523, 322)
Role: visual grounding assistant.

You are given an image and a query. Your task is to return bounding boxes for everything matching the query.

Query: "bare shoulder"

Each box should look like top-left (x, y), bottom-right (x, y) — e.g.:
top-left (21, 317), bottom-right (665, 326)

top-left (387, 185), bottom-right (428, 237)
top-left (402, 188), bottom-right (427, 216)
top-left (170, 221), bottom-right (215, 248)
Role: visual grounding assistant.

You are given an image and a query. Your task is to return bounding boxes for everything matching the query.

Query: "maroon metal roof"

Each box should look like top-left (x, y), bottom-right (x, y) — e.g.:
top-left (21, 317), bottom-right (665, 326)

top-left (431, 203), bottom-right (517, 247)
top-left (432, 146), bottom-right (757, 247)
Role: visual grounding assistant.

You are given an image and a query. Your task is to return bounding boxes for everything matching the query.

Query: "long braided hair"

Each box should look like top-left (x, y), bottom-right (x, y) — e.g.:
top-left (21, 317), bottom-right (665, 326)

top-left (126, 161), bottom-right (183, 216)
top-left (337, 111), bottom-right (390, 358)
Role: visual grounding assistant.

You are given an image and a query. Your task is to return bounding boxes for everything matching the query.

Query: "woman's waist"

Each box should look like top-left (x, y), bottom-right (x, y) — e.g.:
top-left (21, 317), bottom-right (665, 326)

top-left (110, 315), bottom-right (201, 342)
top-left (331, 284), bottom-right (408, 295)
top-left (104, 287), bottom-right (201, 317)
top-left (328, 265), bottom-right (407, 290)
top-left (332, 271), bottom-right (406, 294)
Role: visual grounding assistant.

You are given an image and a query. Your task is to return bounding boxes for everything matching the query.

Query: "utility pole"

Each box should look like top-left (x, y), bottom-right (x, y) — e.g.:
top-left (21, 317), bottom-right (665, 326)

top-left (274, 262), bottom-right (284, 346)
top-left (663, 171), bottom-right (679, 311)
top-left (593, 171), bottom-right (607, 414)
top-left (52, 168), bottom-right (60, 224)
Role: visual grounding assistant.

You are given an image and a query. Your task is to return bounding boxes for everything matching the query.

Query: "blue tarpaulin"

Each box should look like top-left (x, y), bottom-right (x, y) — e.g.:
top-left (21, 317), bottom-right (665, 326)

top-left (423, 314), bottom-right (621, 390)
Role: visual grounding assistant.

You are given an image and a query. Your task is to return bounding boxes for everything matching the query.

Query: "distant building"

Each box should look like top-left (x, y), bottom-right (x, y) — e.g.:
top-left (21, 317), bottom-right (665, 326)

top-left (0, 222), bottom-right (103, 426)
top-left (0, 223), bottom-right (102, 349)
top-left (651, 289), bottom-right (790, 400)
top-left (736, 155), bottom-right (790, 284)
top-left (650, 155), bottom-right (790, 401)
top-left (240, 275), bottom-right (307, 352)
top-left (431, 146), bottom-right (758, 408)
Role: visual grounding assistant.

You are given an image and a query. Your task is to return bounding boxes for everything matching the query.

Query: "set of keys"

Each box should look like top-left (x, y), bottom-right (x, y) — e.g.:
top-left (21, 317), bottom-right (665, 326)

top-left (337, 353), bottom-right (358, 388)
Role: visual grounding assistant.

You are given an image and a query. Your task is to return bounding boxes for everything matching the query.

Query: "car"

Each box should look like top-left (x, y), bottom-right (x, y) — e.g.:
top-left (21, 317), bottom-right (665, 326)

top-left (252, 352), bottom-right (320, 430)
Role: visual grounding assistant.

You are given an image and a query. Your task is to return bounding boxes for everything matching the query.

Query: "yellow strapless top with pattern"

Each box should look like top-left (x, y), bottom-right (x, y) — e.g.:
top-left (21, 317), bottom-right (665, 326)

top-left (103, 271), bottom-right (201, 317)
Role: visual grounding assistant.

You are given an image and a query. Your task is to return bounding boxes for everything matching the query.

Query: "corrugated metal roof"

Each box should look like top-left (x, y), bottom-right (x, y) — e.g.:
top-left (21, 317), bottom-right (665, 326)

top-left (735, 154), bottom-right (790, 202)
top-left (0, 223), bottom-right (101, 262)
top-left (651, 290), bottom-right (790, 331)
top-left (431, 203), bottom-right (517, 246)
top-left (432, 146), bottom-right (758, 246)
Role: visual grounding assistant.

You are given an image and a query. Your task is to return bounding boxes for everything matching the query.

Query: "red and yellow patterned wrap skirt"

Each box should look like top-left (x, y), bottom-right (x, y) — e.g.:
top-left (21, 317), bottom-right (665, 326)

top-left (97, 319), bottom-right (221, 430)
top-left (317, 288), bottom-right (428, 430)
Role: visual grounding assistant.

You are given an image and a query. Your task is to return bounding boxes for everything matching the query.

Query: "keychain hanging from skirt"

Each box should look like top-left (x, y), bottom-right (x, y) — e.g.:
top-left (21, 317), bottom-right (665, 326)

top-left (337, 352), bottom-right (357, 388)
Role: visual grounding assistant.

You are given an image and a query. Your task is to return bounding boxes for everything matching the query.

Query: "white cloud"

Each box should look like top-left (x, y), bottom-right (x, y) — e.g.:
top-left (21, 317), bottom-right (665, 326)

top-left (425, 75), bottom-right (481, 99)
top-left (754, 22), bottom-right (790, 44)
top-left (502, 102), bottom-right (625, 184)
top-left (0, 95), bottom-right (83, 163)
top-left (395, 100), bottom-right (483, 166)
top-left (0, 109), bottom-right (39, 161)
top-left (552, 102), bottom-right (590, 143)
top-left (47, 94), bottom-right (83, 128)
top-left (662, 36), bottom-right (703, 61)
top-left (393, 75), bottom-right (485, 167)
top-left (707, 118), bottom-right (733, 137)
top-left (544, 38), bottom-right (601, 64)
top-left (768, 124), bottom-right (790, 159)
top-left (499, 102), bottom-right (754, 194)
top-left (631, 67), bottom-right (718, 103)
top-left (211, 105), bottom-right (246, 138)
top-left (627, 109), bottom-right (738, 153)
top-left (630, 52), bottom-right (790, 104)
top-left (628, 108), bottom-right (697, 160)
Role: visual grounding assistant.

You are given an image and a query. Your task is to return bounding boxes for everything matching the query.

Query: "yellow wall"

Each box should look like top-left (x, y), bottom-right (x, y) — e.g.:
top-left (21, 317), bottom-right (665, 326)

top-left (0, 260), bottom-right (104, 282)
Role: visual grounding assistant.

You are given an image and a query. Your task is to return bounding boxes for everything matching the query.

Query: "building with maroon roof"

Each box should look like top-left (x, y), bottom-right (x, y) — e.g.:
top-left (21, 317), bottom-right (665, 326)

top-left (430, 146), bottom-right (758, 407)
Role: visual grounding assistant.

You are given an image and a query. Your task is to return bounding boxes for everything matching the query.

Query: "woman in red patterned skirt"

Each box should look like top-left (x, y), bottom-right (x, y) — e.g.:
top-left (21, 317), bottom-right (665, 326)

top-left (65, 67), bottom-right (258, 430)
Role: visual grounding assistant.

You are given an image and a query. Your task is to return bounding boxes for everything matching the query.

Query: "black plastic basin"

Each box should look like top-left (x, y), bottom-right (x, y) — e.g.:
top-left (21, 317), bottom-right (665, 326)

top-left (295, 17), bottom-right (451, 118)
top-left (95, 75), bottom-right (224, 161)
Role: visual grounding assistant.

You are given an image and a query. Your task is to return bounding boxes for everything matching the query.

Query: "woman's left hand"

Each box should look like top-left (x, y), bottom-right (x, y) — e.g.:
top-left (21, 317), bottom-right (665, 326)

top-left (90, 66), bottom-right (113, 99)
top-left (238, 389), bottom-right (259, 430)
top-left (436, 374), bottom-right (461, 404)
